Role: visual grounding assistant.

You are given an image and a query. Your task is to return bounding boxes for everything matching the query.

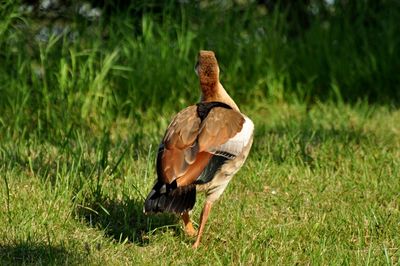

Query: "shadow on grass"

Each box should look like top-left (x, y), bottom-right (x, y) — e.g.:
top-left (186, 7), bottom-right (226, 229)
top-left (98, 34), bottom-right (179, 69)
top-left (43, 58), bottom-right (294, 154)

top-left (0, 242), bottom-right (86, 266)
top-left (2, 136), bottom-right (178, 246)
top-left (77, 197), bottom-right (178, 246)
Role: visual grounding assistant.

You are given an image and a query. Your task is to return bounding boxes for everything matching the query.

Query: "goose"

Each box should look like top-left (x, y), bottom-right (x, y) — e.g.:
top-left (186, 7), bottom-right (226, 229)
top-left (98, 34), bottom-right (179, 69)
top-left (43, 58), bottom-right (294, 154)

top-left (144, 50), bottom-right (254, 248)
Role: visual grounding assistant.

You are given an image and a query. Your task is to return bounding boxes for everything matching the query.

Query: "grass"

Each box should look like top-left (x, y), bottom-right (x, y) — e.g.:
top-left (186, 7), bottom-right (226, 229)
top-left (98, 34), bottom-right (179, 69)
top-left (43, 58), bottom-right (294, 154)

top-left (1, 101), bottom-right (400, 265)
top-left (0, 1), bottom-right (400, 265)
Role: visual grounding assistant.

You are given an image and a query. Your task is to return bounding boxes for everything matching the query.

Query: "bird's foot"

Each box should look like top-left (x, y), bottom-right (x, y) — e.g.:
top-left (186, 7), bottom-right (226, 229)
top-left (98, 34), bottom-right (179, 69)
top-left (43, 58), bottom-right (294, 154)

top-left (184, 224), bottom-right (197, 237)
top-left (192, 241), bottom-right (200, 249)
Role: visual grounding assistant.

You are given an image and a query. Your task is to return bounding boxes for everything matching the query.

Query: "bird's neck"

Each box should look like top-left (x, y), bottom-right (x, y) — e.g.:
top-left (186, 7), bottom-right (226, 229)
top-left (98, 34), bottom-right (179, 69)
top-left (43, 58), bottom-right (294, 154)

top-left (200, 82), bottom-right (240, 111)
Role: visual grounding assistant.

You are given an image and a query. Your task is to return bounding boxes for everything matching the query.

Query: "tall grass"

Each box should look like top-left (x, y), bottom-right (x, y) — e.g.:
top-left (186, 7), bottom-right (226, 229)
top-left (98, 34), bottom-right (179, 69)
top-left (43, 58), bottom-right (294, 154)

top-left (1, 1), bottom-right (399, 139)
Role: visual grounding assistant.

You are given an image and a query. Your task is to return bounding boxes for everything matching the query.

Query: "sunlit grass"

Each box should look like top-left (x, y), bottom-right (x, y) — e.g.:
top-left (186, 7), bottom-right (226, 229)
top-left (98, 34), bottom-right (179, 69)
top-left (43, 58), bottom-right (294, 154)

top-left (1, 101), bottom-right (400, 265)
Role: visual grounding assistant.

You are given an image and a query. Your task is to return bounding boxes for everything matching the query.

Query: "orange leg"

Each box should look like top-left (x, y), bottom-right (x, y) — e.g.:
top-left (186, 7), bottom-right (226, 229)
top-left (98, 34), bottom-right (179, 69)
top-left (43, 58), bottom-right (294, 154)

top-left (192, 201), bottom-right (213, 249)
top-left (181, 211), bottom-right (197, 237)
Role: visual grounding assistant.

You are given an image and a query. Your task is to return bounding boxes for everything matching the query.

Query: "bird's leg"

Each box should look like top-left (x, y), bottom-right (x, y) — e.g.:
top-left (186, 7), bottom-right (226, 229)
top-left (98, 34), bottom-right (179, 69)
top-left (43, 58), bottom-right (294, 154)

top-left (181, 211), bottom-right (197, 237)
top-left (192, 201), bottom-right (213, 249)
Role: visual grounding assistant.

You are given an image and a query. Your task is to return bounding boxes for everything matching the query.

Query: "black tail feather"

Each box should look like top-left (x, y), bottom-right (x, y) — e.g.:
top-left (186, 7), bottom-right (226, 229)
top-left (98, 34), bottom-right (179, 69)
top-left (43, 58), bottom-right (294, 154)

top-left (143, 181), bottom-right (196, 214)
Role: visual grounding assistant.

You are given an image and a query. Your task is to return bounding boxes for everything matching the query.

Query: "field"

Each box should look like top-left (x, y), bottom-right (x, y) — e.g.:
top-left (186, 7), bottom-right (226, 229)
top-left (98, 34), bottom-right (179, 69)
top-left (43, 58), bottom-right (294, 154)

top-left (1, 1), bottom-right (399, 265)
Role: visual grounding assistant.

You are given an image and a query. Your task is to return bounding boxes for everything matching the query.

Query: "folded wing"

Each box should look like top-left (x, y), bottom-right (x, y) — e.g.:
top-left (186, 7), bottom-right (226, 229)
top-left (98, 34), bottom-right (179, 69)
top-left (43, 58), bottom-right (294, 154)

top-left (159, 105), bottom-right (245, 187)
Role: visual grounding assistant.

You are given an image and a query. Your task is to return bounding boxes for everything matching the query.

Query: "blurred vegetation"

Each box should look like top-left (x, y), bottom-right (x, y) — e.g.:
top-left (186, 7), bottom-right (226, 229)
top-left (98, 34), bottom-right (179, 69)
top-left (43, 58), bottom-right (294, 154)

top-left (0, 0), bottom-right (399, 138)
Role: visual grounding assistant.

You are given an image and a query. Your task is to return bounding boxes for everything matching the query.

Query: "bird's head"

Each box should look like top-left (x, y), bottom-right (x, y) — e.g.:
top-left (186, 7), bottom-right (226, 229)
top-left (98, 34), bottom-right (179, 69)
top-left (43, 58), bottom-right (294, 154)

top-left (195, 50), bottom-right (220, 86)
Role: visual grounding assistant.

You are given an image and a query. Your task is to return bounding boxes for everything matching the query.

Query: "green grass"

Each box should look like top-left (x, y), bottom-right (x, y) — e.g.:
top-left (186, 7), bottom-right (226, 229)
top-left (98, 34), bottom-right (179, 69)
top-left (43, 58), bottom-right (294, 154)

top-left (0, 1), bottom-right (400, 265)
top-left (1, 101), bottom-right (400, 265)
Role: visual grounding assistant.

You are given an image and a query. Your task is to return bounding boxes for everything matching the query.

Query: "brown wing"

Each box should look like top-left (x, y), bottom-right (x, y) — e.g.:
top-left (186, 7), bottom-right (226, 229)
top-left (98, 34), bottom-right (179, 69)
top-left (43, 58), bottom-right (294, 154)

top-left (163, 105), bottom-right (200, 150)
top-left (160, 105), bottom-right (202, 184)
top-left (159, 105), bottom-right (244, 187)
top-left (198, 107), bottom-right (245, 152)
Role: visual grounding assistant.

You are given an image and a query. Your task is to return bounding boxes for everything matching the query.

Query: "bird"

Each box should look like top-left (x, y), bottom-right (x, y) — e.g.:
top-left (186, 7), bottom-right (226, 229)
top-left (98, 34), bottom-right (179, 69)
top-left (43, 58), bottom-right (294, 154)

top-left (143, 50), bottom-right (254, 248)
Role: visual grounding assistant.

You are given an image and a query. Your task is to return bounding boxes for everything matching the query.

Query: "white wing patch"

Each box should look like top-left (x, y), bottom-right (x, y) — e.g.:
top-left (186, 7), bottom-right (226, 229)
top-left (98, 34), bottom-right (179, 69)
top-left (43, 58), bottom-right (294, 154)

top-left (208, 116), bottom-right (254, 158)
